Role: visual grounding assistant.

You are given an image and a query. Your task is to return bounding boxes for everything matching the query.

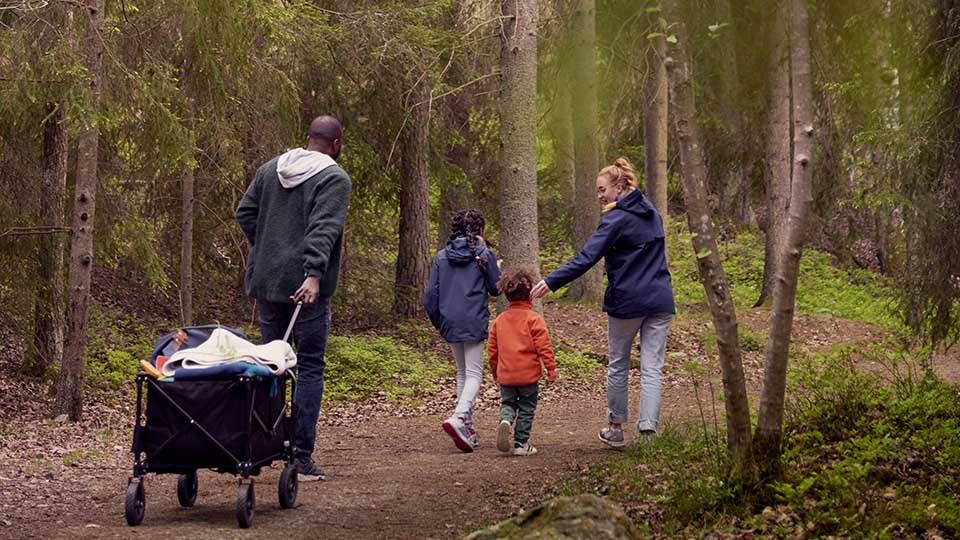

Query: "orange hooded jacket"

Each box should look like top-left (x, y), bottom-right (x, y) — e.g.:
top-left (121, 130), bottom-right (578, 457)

top-left (487, 301), bottom-right (557, 386)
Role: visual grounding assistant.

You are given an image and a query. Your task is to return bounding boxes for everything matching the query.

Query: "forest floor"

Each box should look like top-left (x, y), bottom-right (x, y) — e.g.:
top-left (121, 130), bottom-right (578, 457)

top-left (0, 300), bottom-right (957, 540)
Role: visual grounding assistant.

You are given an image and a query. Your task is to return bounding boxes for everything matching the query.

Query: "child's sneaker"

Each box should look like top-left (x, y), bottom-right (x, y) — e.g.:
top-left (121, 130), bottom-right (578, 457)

top-left (511, 442), bottom-right (537, 456)
top-left (598, 427), bottom-right (626, 448)
top-left (496, 420), bottom-right (512, 453)
top-left (441, 416), bottom-right (475, 453)
top-left (466, 425), bottom-right (480, 449)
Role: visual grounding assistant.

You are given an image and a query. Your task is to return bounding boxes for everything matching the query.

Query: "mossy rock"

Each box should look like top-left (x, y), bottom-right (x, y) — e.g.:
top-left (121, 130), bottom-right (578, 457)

top-left (465, 494), bottom-right (641, 540)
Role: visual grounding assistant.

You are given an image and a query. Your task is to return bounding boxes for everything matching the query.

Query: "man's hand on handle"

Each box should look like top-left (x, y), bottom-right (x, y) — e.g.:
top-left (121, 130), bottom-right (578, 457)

top-left (292, 276), bottom-right (321, 305)
top-left (530, 280), bottom-right (552, 299)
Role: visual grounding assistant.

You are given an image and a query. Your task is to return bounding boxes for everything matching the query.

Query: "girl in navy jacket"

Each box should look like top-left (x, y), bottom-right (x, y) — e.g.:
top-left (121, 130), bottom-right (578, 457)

top-left (532, 158), bottom-right (675, 448)
top-left (424, 209), bottom-right (501, 452)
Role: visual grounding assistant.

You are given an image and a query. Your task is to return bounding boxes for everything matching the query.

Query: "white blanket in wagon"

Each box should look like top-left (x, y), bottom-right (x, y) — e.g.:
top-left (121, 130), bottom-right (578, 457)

top-left (161, 328), bottom-right (297, 377)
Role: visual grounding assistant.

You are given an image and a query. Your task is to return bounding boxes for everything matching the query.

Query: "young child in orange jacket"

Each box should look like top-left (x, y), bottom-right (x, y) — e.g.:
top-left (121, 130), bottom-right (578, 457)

top-left (488, 268), bottom-right (557, 456)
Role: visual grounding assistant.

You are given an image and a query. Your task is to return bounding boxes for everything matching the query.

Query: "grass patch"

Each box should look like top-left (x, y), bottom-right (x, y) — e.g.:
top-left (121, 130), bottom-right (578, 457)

top-left (554, 348), bottom-right (604, 380)
top-left (324, 334), bottom-right (454, 403)
top-left (558, 346), bottom-right (960, 539)
top-left (667, 227), bottom-right (901, 329)
top-left (83, 302), bottom-right (155, 391)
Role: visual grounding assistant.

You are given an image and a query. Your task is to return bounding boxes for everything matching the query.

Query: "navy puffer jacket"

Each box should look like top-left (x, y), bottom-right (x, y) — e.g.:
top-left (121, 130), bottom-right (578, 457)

top-left (544, 189), bottom-right (675, 318)
top-left (423, 237), bottom-right (501, 343)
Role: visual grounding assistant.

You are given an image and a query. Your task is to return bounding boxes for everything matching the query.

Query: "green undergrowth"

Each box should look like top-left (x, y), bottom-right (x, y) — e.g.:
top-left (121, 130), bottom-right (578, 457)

top-left (554, 347), bottom-right (604, 379)
top-left (557, 345), bottom-right (959, 539)
top-left (323, 334), bottom-right (453, 404)
top-left (666, 228), bottom-right (901, 329)
top-left (84, 302), bottom-right (155, 391)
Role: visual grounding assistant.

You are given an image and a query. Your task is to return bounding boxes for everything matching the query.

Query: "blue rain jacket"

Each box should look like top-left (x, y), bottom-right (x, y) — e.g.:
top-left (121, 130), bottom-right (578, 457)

top-left (423, 237), bottom-right (501, 342)
top-left (545, 189), bottom-right (675, 318)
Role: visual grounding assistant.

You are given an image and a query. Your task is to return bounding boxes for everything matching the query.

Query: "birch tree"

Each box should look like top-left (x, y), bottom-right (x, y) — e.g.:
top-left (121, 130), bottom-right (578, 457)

top-left (753, 0), bottom-right (815, 480)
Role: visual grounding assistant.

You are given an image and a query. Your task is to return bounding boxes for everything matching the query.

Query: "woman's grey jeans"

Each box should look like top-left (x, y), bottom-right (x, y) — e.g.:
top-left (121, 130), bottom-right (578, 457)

top-left (606, 312), bottom-right (673, 432)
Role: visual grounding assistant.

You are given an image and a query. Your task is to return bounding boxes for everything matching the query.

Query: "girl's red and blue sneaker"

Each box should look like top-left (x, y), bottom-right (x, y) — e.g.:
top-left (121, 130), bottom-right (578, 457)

top-left (442, 416), bottom-right (475, 453)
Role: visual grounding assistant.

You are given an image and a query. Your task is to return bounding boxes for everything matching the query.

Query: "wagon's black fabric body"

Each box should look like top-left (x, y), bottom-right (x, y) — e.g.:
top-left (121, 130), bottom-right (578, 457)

top-left (133, 375), bottom-right (293, 476)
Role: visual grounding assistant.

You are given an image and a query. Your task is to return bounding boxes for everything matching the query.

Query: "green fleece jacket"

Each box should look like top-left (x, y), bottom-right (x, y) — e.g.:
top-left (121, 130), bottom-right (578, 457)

top-left (236, 156), bottom-right (352, 302)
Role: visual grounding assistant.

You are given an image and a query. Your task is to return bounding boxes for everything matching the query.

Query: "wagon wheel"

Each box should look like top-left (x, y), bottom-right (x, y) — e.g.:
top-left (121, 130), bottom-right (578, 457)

top-left (176, 470), bottom-right (198, 507)
top-left (124, 480), bottom-right (145, 526)
top-left (278, 463), bottom-right (298, 509)
top-left (236, 481), bottom-right (255, 528)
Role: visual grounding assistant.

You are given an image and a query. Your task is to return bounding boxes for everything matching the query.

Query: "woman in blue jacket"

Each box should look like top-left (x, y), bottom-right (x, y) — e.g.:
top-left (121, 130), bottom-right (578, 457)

top-left (424, 209), bottom-right (501, 452)
top-left (531, 157), bottom-right (675, 448)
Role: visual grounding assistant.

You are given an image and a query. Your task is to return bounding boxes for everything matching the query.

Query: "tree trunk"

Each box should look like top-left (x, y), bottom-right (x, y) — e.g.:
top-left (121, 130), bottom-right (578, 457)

top-left (667, 26), bottom-right (753, 477)
top-left (56, 0), bottom-right (105, 421)
top-left (714, 0), bottom-right (751, 225)
top-left (498, 0), bottom-right (541, 308)
top-left (438, 91), bottom-right (474, 249)
top-left (755, 1), bottom-right (793, 308)
top-left (553, 78), bottom-right (576, 229)
top-left (180, 165), bottom-right (195, 326)
top-left (644, 7), bottom-right (669, 218)
top-left (753, 0), bottom-right (815, 481)
top-left (566, 0), bottom-right (603, 304)
top-left (394, 80), bottom-right (432, 318)
top-left (27, 102), bottom-right (69, 377)
top-left (26, 0), bottom-right (74, 378)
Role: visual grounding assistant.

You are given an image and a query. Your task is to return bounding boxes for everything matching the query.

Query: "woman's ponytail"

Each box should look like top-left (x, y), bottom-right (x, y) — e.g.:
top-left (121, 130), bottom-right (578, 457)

top-left (599, 157), bottom-right (639, 192)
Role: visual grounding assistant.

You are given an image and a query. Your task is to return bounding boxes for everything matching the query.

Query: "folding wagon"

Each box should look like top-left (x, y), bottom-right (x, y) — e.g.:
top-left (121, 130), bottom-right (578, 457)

top-left (124, 322), bottom-right (300, 529)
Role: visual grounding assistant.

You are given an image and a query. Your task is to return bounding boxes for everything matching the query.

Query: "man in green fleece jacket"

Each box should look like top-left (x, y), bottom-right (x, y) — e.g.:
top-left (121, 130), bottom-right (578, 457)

top-left (236, 115), bottom-right (351, 482)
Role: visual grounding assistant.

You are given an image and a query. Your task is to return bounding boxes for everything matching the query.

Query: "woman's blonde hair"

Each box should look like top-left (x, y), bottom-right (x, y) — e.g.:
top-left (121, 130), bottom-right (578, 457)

top-left (598, 157), bottom-right (638, 193)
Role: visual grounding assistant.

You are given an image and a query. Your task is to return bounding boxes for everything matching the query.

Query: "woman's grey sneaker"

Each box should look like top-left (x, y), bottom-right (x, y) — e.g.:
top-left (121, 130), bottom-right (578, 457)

top-left (296, 460), bottom-right (327, 482)
top-left (637, 428), bottom-right (657, 443)
top-left (496, 420), bottom-right (512, 453)
top-left (598, 427), bottom-right (626, 448)
top-left (512, 442), bottom-right (537, 456)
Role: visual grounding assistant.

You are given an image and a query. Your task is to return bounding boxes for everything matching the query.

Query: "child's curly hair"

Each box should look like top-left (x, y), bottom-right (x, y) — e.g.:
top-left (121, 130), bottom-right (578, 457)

top-left (497, 268), bottom-right (536, 302)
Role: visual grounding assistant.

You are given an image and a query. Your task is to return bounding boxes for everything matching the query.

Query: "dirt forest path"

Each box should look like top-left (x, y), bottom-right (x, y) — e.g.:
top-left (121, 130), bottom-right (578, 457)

top-left (2, 387), bottom-right (688, 540)
top-left (2, 305), bottom-right (957, 540)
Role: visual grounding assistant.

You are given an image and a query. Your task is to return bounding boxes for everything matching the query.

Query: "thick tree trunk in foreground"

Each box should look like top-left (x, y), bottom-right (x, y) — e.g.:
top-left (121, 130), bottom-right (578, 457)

top-left (566, 0), bottom-right (603, 304)
top-left (56, 0), bottom-right (105, 421)
top-left (668, 22), bottom-right (753, 476)
top-left (498, 0), bottom-right (541, 309)
top-left (395, 81), bottom-right (432, 318)
top-left (754, 0), bottom-right (815, 481)
top-left (755, 2), bottom-right (793, 308)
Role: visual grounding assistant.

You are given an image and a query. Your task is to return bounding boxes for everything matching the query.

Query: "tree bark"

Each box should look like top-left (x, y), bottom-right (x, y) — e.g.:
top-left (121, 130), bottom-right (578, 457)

top-left (754, 0), bottom-right (815, 481)
top-left (713, 0), bottom-right (751, 225)
top-left (566, 0), bottom-right (603, 304)
top-left (667, 26), bottom-right (753, 477)
top-left (26, 0), bottom-right (74, 378)
top-left (644, 10), bottom-right (669, 218)
top-left (394, 80), bottom-right (432, 318)
top-left (438, 90), bottom-right (474, 249)
top-left (56, 0), bottom-right (105, 421)
top-left (27, 103), bottom-right (69, 377)
top-left (498, 0), bottom-right (541, 308)
top-left (755, 1), bottom-right (793, 308)
top-left (180, 165), bottom-right (195, 326)
top-left (553, 78), bottom-right (576, 226)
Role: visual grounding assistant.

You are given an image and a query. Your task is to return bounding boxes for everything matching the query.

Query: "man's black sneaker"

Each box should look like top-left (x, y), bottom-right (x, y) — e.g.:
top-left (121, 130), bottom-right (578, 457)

top-left (296, 461), bottom-right (327, 482)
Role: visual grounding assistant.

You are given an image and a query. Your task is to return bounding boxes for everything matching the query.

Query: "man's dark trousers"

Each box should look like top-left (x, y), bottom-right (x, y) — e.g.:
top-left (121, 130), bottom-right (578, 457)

top-left (258, 296), bottom-right (331, 465)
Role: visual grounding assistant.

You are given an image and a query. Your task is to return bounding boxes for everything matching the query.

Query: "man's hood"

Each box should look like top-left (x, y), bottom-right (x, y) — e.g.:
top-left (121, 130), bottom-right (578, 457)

top-left (276, 148), bottom-right (337, 189)
top-left (445, 236), bottom-right (488, 265)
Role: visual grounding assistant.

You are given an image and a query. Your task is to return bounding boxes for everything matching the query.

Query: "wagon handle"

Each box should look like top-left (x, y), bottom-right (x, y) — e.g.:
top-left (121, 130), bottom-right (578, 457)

top-left (282, 301), bottom-right (303, 344)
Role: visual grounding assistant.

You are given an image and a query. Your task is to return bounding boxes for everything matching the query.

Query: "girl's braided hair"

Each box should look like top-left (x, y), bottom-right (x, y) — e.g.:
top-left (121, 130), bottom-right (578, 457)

top-left (449, 208), bottom-right (487, 267)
